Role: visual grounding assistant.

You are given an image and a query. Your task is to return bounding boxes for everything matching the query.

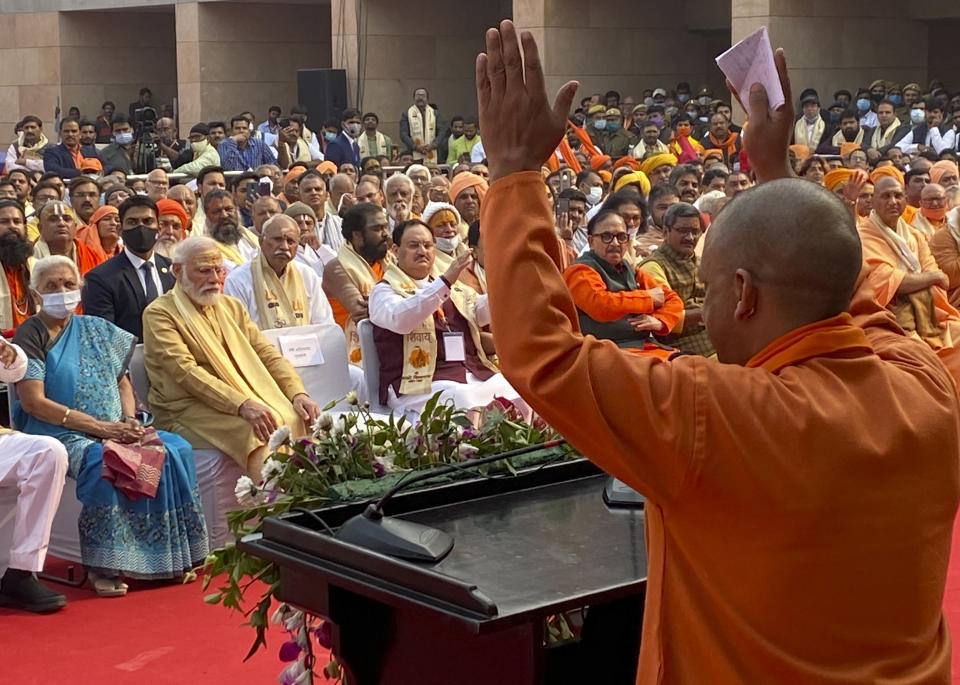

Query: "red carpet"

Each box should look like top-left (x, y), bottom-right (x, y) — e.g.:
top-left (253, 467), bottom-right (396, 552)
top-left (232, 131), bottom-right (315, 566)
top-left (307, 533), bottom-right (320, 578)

top-left (1, 556), bottom-right (330, 684)
top-left (7, 525), bottom-right (960, 682)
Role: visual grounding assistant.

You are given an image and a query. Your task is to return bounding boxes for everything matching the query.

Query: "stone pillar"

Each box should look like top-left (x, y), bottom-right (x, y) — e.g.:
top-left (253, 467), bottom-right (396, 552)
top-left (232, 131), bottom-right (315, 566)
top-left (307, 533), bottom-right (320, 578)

top-left (0, 12), bottom-right (61, 139)
top-left (330, 0), bottom-right (511, 142)
top-left (731, 0), bottom-right (928, 113)
top-left (176, 2), bottom-right (331, 132)
top-left (514, 0), bottom-right (730, 114)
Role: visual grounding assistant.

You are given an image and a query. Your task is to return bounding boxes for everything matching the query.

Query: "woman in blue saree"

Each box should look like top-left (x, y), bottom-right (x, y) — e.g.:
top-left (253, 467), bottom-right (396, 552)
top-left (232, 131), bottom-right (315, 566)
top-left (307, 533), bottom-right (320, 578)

top-left (13, 256), bottom-right (208, 596)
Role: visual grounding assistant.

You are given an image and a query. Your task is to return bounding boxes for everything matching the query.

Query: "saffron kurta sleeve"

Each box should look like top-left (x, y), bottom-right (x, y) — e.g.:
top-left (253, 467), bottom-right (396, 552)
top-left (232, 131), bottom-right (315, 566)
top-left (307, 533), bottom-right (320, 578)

top-left (481, 171), bottom-right (959, 684)
top-left (929, 228), bottom-right (960, 307)
top-left (856, 223), bottom-right (907, 306)
top-left (635, 266), bottom-right (683, 334)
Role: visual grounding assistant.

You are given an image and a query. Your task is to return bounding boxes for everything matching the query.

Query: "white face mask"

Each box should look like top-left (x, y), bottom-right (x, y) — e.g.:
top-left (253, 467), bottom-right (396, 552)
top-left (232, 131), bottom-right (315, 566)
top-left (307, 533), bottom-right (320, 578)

top-left (435, 235), bottom-right (460, 253)
top-left (587, 186), bottom-right (603, 204)
top-left (40, 290), bottom-right (81, 318)
top-left (191, 140), bottom-right (207, 153)
top-left (345, 123), bottom-right (363, 137)
top-left (910, 109), bottom-right (925, 125)
top-left (626, 226), bottom-right (639, 238)
top-left (115, 131), bottom-right (134, 145)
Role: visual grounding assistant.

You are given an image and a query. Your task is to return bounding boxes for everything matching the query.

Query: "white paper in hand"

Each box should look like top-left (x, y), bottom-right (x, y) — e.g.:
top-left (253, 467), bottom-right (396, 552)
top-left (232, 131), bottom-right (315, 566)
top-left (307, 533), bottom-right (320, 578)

top-left (715, 26), bottom-right (784, 111)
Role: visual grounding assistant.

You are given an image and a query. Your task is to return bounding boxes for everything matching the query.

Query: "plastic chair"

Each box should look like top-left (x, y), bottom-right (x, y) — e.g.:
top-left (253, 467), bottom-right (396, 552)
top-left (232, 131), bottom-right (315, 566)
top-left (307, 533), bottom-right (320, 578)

top-left (260, 323), bottom-right (353, 409)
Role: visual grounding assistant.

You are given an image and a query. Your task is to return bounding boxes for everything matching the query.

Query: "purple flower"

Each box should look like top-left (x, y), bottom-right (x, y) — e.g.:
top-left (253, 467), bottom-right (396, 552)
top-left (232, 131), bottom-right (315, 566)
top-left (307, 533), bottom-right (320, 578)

top-left (462, 428), bottom-right (477, 440)
top-left (305, 445), bottom-right (319, 464)
top-left (315, 621), bottom-right (333, 649)
top-left (298, 438), bottom-right (312, 447)
top-left (372, 460), bottom-right (386, 477)
top-left (278, 640), bottom-right (302, 662)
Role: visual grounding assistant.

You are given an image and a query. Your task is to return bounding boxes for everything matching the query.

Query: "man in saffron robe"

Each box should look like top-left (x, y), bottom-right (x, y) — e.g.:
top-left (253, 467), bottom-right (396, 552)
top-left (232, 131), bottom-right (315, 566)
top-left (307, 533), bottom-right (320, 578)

top-left (476, 21), bottom-right (959, 684)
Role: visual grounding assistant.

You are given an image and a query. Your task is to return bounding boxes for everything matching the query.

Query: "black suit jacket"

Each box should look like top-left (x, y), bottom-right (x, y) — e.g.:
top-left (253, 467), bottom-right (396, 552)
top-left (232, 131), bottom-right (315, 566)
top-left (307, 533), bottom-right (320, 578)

top-left (42, 142), bottom-right (102, 179)
top-left (81, 251), bottom-right (175, 341)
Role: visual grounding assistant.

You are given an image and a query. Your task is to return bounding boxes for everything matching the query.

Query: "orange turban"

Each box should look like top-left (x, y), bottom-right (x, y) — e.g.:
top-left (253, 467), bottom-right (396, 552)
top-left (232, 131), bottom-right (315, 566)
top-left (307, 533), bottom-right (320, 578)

top-left (639, 153), bottom-right (678, 177)
top-left (839, 142), bottom-right (861, 158)
top-left (88, 204), bottom-right (118, 227)
top-left (283, 167), bottom-right (306, 185)
top-left (613, 170), bottom-right (651, 197)
top-left (824, 168), bottom-right (854, 191)
top-left (316, 161), bottom-right (337, 176)
top-left (590, 155), bottom-right (612, 171)
top-left (76, 205), bottom-right (119, 260)
top-left (449, 172), bottom-right (488, 204)
top-left (869, 165), bottom-right (904, 186)
top-left (930, 160), bottom-right (959, 186)
top-left (598, 170), bottom-right (612, 183)
top-left (156, 198), bottom-right (190, 238)
top-left (613, 157), bottom-right (640, 171)
top-left (788, 144), bottom-right (810, 162)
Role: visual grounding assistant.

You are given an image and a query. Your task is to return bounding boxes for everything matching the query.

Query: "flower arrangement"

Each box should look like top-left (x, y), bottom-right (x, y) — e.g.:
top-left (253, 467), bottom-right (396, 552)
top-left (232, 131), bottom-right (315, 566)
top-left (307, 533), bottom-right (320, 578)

top-left (199, 391), bottom-right (573, 682)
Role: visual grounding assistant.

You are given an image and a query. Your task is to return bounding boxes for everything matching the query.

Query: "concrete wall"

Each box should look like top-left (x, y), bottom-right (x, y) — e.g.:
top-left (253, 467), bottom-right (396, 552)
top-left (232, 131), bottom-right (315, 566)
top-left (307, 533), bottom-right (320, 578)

top-left (176, 1), bottom-right (332, 131)
top-left (331, 0), bottom-right (512, 141)
top-left (927, 20), bottom-right (960, 93)
top-left (0, 12), bottom-right (62, 140)
top-left (59, 10), bottom-right (177, 123)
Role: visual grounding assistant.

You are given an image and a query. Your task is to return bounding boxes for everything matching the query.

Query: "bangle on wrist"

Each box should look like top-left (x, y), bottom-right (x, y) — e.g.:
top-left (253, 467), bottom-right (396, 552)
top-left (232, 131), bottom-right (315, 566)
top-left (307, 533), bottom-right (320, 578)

top-left (61, 408), bottom-right (71, 427)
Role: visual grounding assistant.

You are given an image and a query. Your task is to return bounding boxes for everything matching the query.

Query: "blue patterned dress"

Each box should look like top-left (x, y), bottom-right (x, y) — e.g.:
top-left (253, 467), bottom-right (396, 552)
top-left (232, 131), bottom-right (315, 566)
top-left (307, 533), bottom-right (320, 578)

top-left (13, 314), bottom-right (208, 579)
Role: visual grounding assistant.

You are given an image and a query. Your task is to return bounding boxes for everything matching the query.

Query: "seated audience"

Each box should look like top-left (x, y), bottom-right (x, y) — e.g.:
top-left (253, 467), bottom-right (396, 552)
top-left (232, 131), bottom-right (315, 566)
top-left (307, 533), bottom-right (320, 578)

top-left (368, 219), bottom-right (517, 415)
top-left (639, 203), bottom-right (716, 356)
top-left (563, 210), bottom-right (682, 358)
top-left (422, 201), bottom-right (468, 272)
top-left (42, 118), bottom-right (100, 180)
top-left (155, 198), bottom-right (189, 259)
top-left (33, 202), bottom-right (102, 275)
top-left (0, 336), bottom-right (68, 613)
top-left (223, 214), bottom-right (334, 329)
top-left (81, 196), bottom-right (174, 340)
top-left (297, 171), bottom-right (343, 252)
top-left (322, 203), bottom-right (392, 362)
top-left (13, 256), bottom-right (208, 596)
top-left (142, 237), bottom-right (320, 477)
top-left (75, 205), bottom-right (121, 262)
top-left (928, 206), bottom-right (960, 309)
top-left (202, 188), bottom-right (259, 271)
top-left (0, 199), bottom-right (38, 332)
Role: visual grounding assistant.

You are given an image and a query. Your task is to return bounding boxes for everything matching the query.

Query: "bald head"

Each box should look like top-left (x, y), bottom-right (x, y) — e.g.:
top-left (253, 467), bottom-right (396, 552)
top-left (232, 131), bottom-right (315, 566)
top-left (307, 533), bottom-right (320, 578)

top-left (873, 176), bottom-right (906, 228)
top-left (701, 179), bottom-right (862, 364)
top-left (921, 182), bottom-right (946, 202)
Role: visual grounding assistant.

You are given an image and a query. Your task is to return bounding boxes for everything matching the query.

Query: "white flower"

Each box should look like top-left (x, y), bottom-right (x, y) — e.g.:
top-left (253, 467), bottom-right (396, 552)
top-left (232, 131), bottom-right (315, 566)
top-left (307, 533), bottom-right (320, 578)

top-left (456, 443), bottom-right (479, 458)
top-left (344, 390), bottom-right (358, 405)
top-left (374, 454), bottom-right (397, 473)
top-left (234, 476), bottom-right (261, 507)
top-left (270, 602), bottom-right (292, 625)
top-left (311, 411), bottom-right (334, 433)
top-left (261, 457), bottom-right (283, 484)
top-left (267, 425), bottom-right (291, 451)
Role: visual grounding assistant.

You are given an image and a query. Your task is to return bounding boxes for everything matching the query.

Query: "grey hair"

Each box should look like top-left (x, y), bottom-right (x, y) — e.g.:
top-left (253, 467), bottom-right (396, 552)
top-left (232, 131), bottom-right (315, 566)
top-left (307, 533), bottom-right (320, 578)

top-left (172, 236), bottom-right (220, 264)
top-left (663, 201), bottom-right (702, 229)
top-left (30, 255), bottom-right (81, 290)
top-left (694, 190), bottom-right (728, 217)
top-left (405, 164), bottom-right (429, 178)
top-left (384, 173), bottom-right (414, 197)
top-left (260, 213), bottom-right (296, 237)
top-left (327, 172), bottom-right (354, 192)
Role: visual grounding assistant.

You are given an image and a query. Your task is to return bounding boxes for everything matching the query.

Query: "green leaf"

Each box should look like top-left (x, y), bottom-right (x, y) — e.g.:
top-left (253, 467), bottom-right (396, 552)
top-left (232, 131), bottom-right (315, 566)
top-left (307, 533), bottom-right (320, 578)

top-left (203, 592), bottom-right (222, 604)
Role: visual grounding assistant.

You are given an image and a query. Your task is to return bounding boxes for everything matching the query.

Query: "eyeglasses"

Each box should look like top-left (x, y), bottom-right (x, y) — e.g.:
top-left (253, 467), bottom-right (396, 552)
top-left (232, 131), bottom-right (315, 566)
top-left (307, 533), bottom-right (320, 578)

top-left (593, 232), bottom-right (629, 244)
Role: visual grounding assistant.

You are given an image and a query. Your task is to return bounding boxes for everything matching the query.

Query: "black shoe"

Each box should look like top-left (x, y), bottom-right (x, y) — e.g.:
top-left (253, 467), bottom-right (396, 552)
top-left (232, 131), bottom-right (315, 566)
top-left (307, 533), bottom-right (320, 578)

top-left (0, 571), bottom-right (67, 613)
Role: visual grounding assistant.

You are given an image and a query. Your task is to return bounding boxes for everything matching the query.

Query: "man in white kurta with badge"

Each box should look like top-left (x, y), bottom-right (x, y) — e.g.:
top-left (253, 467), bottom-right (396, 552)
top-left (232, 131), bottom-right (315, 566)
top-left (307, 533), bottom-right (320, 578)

top-left (223, 214), bottom-right (334, 329)
top-left (368, 218), bottom-right (522, 416)
top-left (0, 337), bottom-right (69, 613)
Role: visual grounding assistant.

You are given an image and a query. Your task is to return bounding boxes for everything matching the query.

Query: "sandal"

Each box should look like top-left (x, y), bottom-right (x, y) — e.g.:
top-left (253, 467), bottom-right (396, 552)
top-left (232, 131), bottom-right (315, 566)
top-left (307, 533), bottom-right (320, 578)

top-left (89, 572), bottom-right (127, 598)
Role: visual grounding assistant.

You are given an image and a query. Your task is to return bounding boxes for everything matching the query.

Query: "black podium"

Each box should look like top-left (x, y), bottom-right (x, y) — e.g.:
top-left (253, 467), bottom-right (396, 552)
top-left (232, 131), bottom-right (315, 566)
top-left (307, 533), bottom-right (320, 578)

top-left (240, 460), bottom-right (647, 684)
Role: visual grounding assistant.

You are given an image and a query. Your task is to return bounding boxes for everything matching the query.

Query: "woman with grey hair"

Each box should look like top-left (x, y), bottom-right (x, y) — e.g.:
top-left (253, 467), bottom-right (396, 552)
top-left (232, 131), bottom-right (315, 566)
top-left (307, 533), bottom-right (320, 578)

top-left (12, 256), bottom-right (208, 597)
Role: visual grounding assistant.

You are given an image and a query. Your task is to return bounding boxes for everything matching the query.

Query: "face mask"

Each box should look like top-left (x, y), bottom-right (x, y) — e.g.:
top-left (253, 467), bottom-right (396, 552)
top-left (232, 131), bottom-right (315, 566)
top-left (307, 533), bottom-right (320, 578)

top-left (665, 106), bottom-right (678, 118)
top-left (593, 119), bottom-right (606, 131)
top-left (910, 109), bottom-right (925, 125)
top-left (829, 112), bottom-right (842, 124)
top-left (324, 131), bottom-right (337, 142)
top-left (643, 97), bottom-right (654, 106)
top-left (40, 290), bottom-right (81, 318)
top-left (649, 115), bottom-right (663, 127)
top-left (870, 92), bottom-right (884, 103)
top-left (922, 206), bottom-right (948, 221)
top-left (435, 235), bottom-right (460, 253)
top-left (587, 186), bottom-right (603, 204)
top-left (115, 131), bottom-right (134, 145)
top-left (856, 98), bottom-right (870, 111)
top-left (606, 121), bottom-right (620, 131)
top-left (626, 226), bottom-right (639, 238)
top-left (346, 123), bottom-right (363, 137)
top-left (677, 93), bottom-right (689, 103)
top-left (677, 125), bottom-right (691, 136)
top-left (698, 96), bottom-right (711, 106)
top-left (699, 116), bottom-right (708, 123)
top-left (122, 224), bottom-right (159, 253)
top-left (248, 123), bottom-right (254, 133)
top-left (889, 94), bottom-right (903, 106)
top-left (191, 140), bottom-right (207, 153)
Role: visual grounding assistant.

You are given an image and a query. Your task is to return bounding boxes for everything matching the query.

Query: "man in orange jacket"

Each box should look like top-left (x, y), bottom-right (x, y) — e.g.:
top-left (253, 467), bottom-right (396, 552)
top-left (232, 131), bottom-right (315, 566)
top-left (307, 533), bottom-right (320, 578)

top-left (477, 21), bottom-right (959, 684)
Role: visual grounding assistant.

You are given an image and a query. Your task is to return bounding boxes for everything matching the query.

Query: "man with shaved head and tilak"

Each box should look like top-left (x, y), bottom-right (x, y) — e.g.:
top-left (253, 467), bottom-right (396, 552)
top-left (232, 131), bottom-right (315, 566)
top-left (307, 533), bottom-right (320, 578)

top-left (476, 19), bottom-right (959, 684)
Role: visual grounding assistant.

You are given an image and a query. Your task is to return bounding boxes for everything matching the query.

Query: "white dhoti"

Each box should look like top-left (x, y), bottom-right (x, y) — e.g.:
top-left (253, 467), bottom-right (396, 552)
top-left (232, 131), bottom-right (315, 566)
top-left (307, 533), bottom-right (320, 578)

top-left (386, 372), bottom-right (527, 420)
top-left (0, 432), bottom-right (68, 572)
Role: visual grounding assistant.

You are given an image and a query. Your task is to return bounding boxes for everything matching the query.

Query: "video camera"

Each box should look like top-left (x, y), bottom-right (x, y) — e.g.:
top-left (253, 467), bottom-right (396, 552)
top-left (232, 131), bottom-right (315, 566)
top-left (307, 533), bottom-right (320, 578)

top-left (132, 106), bottom-right (158, 173)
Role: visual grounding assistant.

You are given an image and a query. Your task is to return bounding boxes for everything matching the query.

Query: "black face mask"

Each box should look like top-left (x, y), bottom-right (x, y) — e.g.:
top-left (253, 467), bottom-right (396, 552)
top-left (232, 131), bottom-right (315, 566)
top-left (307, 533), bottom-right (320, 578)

top-left (870, 92), bottom-right (884, 103)
top-left (122, 224), bottom-right (158, 254)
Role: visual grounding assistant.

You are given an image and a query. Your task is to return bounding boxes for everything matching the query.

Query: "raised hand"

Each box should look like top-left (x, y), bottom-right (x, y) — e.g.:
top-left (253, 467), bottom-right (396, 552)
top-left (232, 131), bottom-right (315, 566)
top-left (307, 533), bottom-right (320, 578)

top-left (725, 47), bottom-right (794, 184)
top-left (476, 20), bottom-right (578, 182)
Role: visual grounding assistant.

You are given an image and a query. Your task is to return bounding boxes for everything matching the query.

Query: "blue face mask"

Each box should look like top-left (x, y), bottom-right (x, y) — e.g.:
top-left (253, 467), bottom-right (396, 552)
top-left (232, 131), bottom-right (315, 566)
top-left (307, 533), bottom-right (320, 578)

top-left (115, 131), bottom-right (134, 145)
top-left (888, 94), bottom-right (903, 106)
top-left (856, 98), bottom-right (871, 111)
top-left (606, 120), bottom-right (620, 131)
top-left (324, 131), bottom-right (337, 142)
top-left (649, 115), bottom-right (663, 127)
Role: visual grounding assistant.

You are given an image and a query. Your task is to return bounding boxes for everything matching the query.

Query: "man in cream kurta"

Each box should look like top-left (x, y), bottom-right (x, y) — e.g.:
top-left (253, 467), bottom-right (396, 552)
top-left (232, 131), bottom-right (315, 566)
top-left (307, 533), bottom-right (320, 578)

top-left (143, 237), bottom-right (320, 476)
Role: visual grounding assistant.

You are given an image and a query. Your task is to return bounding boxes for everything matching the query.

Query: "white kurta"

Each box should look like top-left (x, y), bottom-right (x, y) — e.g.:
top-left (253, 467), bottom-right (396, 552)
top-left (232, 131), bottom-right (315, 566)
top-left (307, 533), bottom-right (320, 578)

top-left (367, 276), bottom-right (520, 416)
top-left (222, 259), bottom-right (335, 329)
top-left (0, 343), bottom-right (68, 572)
